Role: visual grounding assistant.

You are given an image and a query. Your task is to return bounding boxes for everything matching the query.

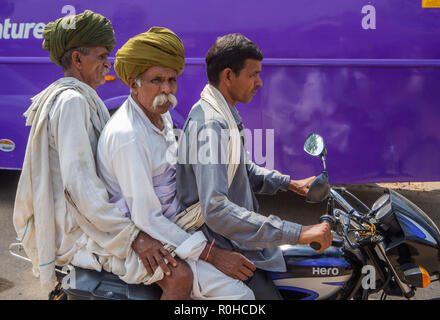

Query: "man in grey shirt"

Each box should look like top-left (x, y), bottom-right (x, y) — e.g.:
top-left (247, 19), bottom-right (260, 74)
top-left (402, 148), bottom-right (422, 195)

top-left (176, 33), bottom-right (332, 299)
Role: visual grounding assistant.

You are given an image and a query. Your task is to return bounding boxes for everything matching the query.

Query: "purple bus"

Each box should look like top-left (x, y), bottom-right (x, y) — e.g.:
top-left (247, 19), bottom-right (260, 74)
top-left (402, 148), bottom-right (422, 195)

top-left (1, 0), bottom-right (440, 184)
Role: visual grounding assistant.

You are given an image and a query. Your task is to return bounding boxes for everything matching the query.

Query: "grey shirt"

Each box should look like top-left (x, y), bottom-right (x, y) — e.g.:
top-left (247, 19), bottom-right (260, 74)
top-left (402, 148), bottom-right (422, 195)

top-left (176, 101), bottom-right (303, 272)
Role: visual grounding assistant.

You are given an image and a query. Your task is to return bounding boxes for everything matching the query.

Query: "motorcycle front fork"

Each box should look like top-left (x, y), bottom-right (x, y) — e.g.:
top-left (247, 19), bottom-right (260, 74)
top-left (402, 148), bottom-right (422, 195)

top-left (353, 244), bottom-right (415, 300)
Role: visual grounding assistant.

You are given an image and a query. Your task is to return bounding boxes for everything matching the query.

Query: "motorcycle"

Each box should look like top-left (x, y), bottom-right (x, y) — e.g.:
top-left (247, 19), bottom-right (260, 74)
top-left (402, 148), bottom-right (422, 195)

top-left (9, 133), bottom-right (440, 300)
top-left (271, 133), bottom-right (440, 300)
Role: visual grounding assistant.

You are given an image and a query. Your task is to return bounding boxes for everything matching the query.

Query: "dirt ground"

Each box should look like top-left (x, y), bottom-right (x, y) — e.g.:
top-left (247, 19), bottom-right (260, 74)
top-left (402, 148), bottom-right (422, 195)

top-left (1, 169), bottom-right (439, 300)
top-left (376, 182), bottom-right (440, 192)
top-left (257, 182), bottom-right (440, 226)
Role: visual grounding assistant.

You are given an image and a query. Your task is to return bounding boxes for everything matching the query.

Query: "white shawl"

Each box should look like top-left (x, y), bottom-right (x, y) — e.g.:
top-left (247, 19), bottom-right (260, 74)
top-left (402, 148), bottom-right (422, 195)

top-left (13, 77), bottom-right (110, 289)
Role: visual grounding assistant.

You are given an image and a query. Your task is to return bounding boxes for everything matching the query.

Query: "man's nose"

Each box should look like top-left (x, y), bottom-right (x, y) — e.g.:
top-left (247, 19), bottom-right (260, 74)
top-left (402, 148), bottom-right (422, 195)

top-left (160, 81), bottom-right (171, 94)
top-left (104, 58), bottom-right (111, 69)
top-left (257, 75), bottom-right (263, 88)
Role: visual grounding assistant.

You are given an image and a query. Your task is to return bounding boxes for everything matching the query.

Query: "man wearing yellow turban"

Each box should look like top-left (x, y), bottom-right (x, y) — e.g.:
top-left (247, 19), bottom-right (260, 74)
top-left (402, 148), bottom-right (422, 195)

top-left (13, 11), bottom-right (161, 298)
top-left (114, 26), bottom-right (185, 86)
top-left (96, 27), bottom-right (255, 299)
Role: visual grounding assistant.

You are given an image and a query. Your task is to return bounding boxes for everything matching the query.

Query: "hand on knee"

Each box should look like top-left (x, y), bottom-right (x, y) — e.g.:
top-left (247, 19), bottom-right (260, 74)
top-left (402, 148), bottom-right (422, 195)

top-left (157, 258), bottom-right (193, 299)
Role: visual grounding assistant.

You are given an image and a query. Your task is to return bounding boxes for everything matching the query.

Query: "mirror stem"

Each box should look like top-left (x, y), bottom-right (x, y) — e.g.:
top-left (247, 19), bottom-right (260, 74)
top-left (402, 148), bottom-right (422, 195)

top-left (321, 155), bottom-right (327, 173)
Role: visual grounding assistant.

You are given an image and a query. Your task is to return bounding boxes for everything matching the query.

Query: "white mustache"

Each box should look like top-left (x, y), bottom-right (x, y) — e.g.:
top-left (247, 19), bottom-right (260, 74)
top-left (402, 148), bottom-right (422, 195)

top-left (102, 67), bottom-right (109, 76)
top-left (152, 93), bottom-right (178, 109)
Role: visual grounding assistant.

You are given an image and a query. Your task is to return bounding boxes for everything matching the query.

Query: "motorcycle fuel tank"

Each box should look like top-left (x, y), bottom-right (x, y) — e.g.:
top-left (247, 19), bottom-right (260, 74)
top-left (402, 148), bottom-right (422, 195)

top-left (270, 243), bottom-right (355, 300)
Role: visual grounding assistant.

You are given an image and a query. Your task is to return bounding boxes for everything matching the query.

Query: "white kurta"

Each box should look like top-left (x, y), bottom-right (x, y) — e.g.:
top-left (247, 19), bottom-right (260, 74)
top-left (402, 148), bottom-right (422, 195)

top-left (96, 96), bottom-right (254, 300)
top-left (13, 78), bottom-right (140, 290)
top-left (97, 96), bottom-right (195, 249)
top-left (47, 89), bottom-right (139, 270)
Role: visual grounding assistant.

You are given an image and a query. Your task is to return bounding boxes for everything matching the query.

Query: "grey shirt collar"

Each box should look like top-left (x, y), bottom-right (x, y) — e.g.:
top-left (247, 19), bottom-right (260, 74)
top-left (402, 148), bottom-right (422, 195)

top-left (228, 103), bottom-right (243, 130)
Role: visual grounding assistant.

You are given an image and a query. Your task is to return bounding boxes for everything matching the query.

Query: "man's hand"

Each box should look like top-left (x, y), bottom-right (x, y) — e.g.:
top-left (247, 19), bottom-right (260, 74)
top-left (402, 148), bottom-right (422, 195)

top-left (298, 223), bottom-right (332, 253)
top-left (288, 176), bottom-right (316, 196)
top-left (132, 231), bottom-right (177, 277)
top-left (202, 245), bottom-right (256, 281)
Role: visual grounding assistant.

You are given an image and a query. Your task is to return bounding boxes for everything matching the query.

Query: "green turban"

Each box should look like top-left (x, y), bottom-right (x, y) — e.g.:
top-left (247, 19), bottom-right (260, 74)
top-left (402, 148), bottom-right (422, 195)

top-left (114, 27), bottom-right (185, 86)
top-left (42, 10), bottom-right (115, 66)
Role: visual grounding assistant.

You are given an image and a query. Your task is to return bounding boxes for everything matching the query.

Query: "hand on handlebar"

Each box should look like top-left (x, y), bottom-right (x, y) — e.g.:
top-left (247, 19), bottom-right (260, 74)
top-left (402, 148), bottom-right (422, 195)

top-left (288, 176), bottom-right (316, 196)
top-left (298, 223), bottom-right (333, 253)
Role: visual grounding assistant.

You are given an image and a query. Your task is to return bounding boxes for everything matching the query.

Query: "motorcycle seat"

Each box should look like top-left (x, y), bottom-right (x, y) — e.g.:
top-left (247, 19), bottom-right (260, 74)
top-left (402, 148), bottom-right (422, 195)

top-left (57, 266), bottom-right (162, 300)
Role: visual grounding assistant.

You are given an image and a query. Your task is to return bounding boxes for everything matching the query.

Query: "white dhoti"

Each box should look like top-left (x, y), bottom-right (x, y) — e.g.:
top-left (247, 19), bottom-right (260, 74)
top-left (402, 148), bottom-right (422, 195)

top-left (70, 229), bottom-right (254, 300)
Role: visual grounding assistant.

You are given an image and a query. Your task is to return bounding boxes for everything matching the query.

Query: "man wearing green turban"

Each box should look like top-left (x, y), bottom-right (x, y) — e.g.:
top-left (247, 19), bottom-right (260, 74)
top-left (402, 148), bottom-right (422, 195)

top-left (14, 11), bottom-right (165, 298)
top-left (42, 9), bottom-right (115, 70)
top-left (96, 28), bottom-right (255, 299)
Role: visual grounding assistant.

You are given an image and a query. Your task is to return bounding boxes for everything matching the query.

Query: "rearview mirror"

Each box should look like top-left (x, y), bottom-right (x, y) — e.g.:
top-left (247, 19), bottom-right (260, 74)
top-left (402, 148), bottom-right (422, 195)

top-left (304, 133), bottom-right (326, 157)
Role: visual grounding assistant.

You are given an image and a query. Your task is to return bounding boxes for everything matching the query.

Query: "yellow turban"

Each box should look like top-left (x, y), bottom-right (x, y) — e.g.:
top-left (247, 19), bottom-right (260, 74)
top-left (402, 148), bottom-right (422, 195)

top-left (114, 27), bottom-right (185, 86)
top-left (42, 10), bottom-right (115, 67)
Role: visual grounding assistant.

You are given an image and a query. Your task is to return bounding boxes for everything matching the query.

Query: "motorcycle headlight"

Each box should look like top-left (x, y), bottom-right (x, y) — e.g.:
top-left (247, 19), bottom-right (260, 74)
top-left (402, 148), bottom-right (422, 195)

top-left (373, 193), bottom-right (402, 235)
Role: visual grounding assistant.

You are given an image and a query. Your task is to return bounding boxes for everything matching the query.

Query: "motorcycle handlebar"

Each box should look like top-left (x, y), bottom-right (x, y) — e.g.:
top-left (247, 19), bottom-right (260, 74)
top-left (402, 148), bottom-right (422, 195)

top-left (310, 215), bottom-right (336, 251)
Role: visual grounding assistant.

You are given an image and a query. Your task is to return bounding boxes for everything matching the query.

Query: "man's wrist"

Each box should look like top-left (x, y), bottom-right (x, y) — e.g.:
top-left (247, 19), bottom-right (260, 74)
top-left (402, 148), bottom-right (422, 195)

top-left (201, 244), bottom-right (218, 264)
top-left (288, 180), bottom-right (298, 192)
top-left (280, 175), bottom-right (291, 191)
top-left (131, 230), bottom-right (144, 251)
top-left (200, 243), bottom-right (210, 261)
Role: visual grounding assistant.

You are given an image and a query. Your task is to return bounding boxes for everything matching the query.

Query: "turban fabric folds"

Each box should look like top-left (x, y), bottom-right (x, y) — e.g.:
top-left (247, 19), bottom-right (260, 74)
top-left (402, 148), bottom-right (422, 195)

top-left (42, 10), bottom-right (116, 66)
top-left (114, 27), bottom-right (185, 86)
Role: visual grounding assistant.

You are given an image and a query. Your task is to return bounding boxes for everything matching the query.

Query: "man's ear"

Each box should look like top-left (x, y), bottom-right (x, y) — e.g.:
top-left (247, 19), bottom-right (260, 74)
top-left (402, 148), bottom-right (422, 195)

top-left (127, 78), bottom-right (138, 94)
top-left (71, 51), bottom-right (82, 69)
top-left (220, 68), bottom-right (234, 87)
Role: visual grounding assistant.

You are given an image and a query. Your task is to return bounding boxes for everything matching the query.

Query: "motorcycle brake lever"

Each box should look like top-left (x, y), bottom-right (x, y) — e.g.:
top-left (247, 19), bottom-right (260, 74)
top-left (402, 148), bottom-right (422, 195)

top-left (333, 209), bottom-right (350, 224)
top-left (331, 209), bottom-right (358, 248)
top-left (343, 224), bottom-right (359, 249)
